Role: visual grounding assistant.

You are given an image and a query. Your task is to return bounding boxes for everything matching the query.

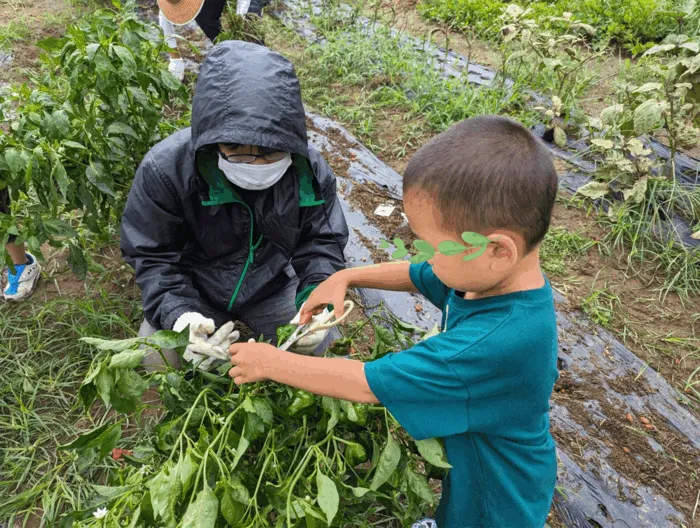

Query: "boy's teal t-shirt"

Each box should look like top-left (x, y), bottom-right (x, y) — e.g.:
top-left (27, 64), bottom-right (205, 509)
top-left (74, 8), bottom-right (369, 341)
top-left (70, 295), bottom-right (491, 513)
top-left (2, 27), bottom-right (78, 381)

top-left (364, 262), bottom-right (559, 528)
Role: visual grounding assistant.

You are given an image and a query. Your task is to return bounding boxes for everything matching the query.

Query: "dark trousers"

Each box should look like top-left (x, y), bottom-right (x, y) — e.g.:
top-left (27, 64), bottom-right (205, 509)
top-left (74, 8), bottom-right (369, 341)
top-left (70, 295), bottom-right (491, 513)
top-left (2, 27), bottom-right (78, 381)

top-left (0, 188), bottom-right (15, 243)
top-left (195, 0), bottom-right (269, 42)
top-left (195, 0), bottom-right (227, 42)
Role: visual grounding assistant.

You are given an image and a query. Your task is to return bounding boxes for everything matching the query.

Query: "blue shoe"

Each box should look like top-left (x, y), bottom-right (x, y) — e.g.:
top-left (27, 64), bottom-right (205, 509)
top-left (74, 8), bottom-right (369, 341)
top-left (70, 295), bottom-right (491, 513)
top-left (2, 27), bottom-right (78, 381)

top-left (4, 252), bottom-right (41, 301)
top-left (411, 519), bottom-right (438, 528)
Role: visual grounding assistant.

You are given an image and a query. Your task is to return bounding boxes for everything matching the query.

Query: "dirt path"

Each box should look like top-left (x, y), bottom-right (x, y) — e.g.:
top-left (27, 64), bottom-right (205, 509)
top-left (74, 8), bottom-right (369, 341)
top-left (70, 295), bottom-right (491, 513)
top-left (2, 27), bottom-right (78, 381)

top-left (0, 0), bottom-right (79, 83)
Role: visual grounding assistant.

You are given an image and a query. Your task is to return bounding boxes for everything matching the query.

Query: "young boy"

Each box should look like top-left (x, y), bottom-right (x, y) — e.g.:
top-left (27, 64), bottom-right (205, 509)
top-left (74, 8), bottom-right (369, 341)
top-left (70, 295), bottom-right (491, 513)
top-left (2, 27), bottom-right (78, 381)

top-left (228, 116), bottom-right (560, 528)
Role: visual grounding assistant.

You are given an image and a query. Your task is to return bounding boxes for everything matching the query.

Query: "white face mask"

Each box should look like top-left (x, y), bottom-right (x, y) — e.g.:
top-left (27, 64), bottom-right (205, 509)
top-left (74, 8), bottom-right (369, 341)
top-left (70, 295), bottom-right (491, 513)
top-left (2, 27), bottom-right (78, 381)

top-left (217, 153), bottom-right (292, 191)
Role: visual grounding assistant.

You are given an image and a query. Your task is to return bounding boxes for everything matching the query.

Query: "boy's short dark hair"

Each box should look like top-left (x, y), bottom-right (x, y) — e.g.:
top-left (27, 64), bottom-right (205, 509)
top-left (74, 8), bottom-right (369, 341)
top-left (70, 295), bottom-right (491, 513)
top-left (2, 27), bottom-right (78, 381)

top-left (403, 116), bottom-right (558, 253)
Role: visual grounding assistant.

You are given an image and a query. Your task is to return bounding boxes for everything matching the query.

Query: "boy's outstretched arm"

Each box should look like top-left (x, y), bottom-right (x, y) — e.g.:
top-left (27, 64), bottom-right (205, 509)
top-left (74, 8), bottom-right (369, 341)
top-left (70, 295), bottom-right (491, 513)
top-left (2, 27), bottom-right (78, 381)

top-left (300, 261), bottom-right (416, 322)
top-left (229, 342), bottom-right (379, 403)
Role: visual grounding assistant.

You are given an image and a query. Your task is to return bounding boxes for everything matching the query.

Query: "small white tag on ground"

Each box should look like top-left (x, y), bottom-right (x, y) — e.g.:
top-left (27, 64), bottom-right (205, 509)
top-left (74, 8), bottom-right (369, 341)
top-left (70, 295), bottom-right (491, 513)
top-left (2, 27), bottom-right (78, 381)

top-left (374, 204), bottom-right (396, 217)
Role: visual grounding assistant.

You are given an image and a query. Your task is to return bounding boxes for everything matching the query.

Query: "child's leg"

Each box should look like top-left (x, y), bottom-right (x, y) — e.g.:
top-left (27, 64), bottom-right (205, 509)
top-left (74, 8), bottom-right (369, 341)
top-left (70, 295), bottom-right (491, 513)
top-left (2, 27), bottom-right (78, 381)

top-left (6, 240), bottom-right (28, 265)
top-left (3, 240), bottom-right (41, 300)
top-left (2, 190), bottom-right (41, 301)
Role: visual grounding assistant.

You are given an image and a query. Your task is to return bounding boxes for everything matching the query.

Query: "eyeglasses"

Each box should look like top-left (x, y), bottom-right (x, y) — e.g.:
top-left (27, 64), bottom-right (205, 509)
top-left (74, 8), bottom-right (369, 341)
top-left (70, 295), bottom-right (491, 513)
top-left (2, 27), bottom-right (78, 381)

top-left (218, 144), bottom-right (288, 164)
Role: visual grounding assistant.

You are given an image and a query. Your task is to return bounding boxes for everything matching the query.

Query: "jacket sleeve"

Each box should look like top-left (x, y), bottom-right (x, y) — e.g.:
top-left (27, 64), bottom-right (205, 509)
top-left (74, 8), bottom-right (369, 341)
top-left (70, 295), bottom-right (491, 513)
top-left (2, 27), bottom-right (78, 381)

top-left (291, 150), bottom-right (349, 299)
top-left (120, 152), bottom-right (203, 331)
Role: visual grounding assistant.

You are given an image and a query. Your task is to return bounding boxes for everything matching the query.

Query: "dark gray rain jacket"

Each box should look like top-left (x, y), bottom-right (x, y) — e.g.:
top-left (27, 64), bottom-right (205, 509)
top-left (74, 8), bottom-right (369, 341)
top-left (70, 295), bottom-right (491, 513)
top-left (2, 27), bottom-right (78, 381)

top-left (120, 41), bottom-right (349, 331)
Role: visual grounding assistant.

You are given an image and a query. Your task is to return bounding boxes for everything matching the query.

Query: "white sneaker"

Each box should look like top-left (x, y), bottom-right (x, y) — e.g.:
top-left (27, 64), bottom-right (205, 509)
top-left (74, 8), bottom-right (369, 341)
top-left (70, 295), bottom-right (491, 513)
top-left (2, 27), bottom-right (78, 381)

top-left (168, 58), bottom-right (185, 81)
top-left (411, 520), bottom-right (438, 528)
top-left (4, 252), bottom-right (41, 301)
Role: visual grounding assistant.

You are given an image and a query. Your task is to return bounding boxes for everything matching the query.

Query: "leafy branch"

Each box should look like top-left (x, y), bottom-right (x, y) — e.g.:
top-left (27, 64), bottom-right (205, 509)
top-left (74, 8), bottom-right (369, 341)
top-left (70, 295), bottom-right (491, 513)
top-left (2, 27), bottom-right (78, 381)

top-left (380, 231), bottom-right (492, 263)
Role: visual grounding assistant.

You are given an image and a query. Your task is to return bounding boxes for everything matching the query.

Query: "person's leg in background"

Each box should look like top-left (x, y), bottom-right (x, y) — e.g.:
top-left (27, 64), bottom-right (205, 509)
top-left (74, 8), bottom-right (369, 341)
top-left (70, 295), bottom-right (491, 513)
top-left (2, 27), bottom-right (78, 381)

top-left (247, 0), bottom-right (270, 16)
top-left (1, 189), bottom-right (41, 301)
top-left (158, 10), bottom-right (186, 81)
top-left (194, 0), bottom-right (228, 42)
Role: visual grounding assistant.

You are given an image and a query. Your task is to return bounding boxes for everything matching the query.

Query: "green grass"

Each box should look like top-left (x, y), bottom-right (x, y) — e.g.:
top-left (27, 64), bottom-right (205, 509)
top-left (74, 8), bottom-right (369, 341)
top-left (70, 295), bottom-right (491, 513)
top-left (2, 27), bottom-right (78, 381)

top-left (0, 18), bottom-right (30, 52)
top-left (599, 179), bottom-right (700, 300)
top-left (540, 226), bottom-right (599, 276)
top-left (0, 292), bottom-right (140, 525)
top-left (417, 0), bottom-right (687, 54)
top-left (267, 6), bottom-right (539, 153)
top-left (581, 286), bottom-right (618, 327)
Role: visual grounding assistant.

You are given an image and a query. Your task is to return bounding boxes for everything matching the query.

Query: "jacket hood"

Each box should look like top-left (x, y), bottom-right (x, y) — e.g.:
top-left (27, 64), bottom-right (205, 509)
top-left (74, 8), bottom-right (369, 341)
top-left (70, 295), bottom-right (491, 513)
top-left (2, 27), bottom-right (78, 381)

top-left (191, 41), bottom-right (309, 158)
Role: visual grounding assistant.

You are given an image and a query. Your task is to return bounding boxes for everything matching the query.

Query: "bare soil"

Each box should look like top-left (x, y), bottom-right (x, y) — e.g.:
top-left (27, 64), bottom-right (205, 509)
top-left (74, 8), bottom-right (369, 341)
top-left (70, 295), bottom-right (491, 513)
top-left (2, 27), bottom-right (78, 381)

top-left (348, 182), bottom-right (414, 243)
top-left (26, 243), bottom-right (139, 302)
top-left (0, 0), bottom-right (68, 25)
top-left (551, 368), bottom-right (699, 523)
top-left (0, 0), bottom-right (76, 83)
top-left (547, 200), bottom-right (700, 408)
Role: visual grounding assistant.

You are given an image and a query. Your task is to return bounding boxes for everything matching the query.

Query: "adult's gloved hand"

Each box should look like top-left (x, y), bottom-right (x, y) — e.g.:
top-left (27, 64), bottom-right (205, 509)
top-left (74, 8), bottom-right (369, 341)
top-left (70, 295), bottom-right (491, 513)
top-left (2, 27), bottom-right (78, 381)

top-left (173, 312), bottom-right (240, 371)
top-left (287, 306), bottom-right (331, 355)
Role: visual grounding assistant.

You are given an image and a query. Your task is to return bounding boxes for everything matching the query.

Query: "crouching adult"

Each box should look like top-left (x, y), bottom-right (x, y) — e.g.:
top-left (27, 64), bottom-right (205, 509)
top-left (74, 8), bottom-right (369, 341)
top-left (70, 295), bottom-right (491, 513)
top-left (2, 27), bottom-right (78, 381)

top-left (121, 41), bottom-right (349, 371)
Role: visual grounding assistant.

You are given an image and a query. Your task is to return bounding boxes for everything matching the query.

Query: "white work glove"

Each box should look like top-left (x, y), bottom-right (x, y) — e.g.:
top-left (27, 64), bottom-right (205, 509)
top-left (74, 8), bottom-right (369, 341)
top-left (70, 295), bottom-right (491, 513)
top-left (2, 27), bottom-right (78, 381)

top-left (287, 306), bottom-right (331, 355)
top-left (173, 313), bottom-right (240, 371)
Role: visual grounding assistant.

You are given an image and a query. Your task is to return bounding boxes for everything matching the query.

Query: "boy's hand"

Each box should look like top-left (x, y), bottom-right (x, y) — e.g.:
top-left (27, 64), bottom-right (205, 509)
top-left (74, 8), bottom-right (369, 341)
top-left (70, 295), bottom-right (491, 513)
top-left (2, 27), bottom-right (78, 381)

top-left (299, 272), bottom-right (349, 324)
top-left (229, 340), bottom-right (279, 385)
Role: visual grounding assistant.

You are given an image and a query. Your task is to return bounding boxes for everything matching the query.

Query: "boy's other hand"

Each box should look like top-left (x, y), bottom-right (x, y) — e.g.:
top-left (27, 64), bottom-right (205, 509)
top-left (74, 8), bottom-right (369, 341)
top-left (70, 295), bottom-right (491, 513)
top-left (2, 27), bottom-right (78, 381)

top-left (229, 340), bottom-right (278, 384)
top-left (299, 272), bottom-right (349, 324)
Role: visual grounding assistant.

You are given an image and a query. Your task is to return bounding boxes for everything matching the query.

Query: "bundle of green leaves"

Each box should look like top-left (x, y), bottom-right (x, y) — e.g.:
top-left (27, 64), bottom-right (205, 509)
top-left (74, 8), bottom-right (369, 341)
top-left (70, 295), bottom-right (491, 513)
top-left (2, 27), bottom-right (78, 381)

top-left (60, 314), bottom-right (449, 527)
top-left (0, 0), bottom-right (186, 274)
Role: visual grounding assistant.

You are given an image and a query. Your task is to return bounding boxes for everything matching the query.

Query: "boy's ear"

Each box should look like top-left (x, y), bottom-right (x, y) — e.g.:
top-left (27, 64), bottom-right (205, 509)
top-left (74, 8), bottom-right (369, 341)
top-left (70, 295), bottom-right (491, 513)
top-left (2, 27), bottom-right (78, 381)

top-left (488, 233), bottom-right (518, 262)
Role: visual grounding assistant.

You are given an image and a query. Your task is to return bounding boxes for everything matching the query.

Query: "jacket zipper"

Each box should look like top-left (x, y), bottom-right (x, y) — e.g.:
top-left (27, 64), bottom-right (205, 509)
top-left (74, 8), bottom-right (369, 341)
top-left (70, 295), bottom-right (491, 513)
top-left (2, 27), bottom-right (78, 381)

top-left (227, 201), bottom-right (262, 312)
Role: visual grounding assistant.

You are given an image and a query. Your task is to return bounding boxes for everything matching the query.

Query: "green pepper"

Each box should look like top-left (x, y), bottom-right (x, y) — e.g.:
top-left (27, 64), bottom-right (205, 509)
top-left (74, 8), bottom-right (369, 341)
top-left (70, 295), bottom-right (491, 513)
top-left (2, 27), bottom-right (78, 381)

top-left (276, 324), bottom-right (297, 347)
top-left (287, 390), bottom-right (316, 417)
top-left (344, 441), bottom-right (368, 467)
top-left (353, 403), bottom-right (369, 426)
top-left (339, 400), bottom-right (368, 426)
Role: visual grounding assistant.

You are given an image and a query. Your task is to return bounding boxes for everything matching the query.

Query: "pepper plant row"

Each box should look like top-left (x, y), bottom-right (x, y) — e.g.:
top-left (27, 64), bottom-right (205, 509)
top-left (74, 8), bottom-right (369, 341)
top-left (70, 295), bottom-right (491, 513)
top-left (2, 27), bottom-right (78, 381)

top-left (0, 0), bottom-right (186, 274)
top-left (59, 311), bottom-right (449, 527)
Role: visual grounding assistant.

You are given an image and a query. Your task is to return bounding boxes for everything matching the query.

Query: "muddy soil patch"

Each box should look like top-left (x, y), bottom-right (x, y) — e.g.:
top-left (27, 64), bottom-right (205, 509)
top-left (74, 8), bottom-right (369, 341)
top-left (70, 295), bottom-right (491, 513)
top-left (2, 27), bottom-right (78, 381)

top-left (549, 202), bottom-right (700, 410)
top-left (551, 370), bottom-right (700, 522)
top-left (355, 228), bottom-right (391, 264)
top-left (0, 0), bottom-right (77, 83)
top-left (348, 182), bottom-right (414, 243)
